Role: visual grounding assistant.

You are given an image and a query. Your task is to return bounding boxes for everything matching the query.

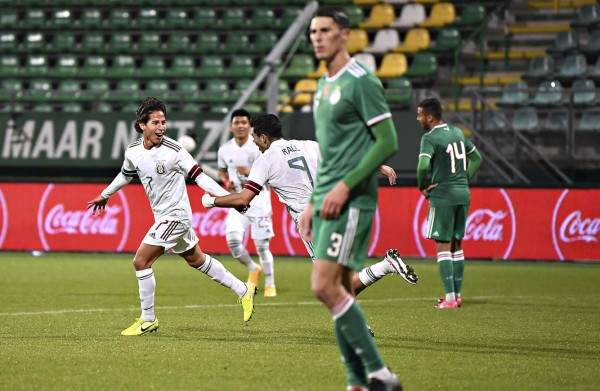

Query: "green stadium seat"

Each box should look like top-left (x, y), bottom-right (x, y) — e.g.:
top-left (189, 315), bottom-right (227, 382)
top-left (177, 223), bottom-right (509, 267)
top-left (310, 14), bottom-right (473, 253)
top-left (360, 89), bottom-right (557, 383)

top-left (171, 56), bottom-right (196, 77)
top-left (556, 54), bottom-right (587, 82)
top-left (531, 80), bottom-right (563, 107)
top-left (199, 79), bottom-right (231, 103)
top-left (497, 81), bottom-right (529, 107)
top-left (136, 9), bottom-right (159, 29)
top-left (24, 32), bottom-right (46, 52)
top-left (0, 10), bottom-right (19, 30)
top-left (576, 108), bottom-right (600, 132)
top-left (80, 9), bottom-right (103, 29)
top-left (0, 79), bottom-right (23, 101)
top-left (0, 33), bottom-right (17, 52)
top-left (404, 52), bottom-right (438, 79)
top-left (146, 79), bottom-right (170, 95)
top-left (591, 57), bottom-right (600, 82)
top-left (571, 4), bottom-right (600, 28)
top-left (221, 34), bottom-right (250, 54)
top-left (250, 8), bottom-right (276, 29)
top-left (111, 55), bottom-right (136, 77)
top-left (120, 103), bottom-right (140, 112)
top-left (137, 32), bottom-right (162, 53)
top-left (32, 103), bottom-right (54, 113)
top-left (51, 32), bottom-right (75, 53)
top-left (25, 79), bottom-right (52, 102)
top-left (581, 30), bottom-right (600, 57)
top-left (63, 102), bottom-right (83, 113)
top-left (282, 54), bottom-right (314, 78)
top-left (96, 102), bottom-right (114, 112)
top-left (452, 3), bottom-right (485, 27)
top-left (54, 55), bottom-right (79, 77)
top-left (196, 32), bottom-right (220, 53)
top-left (50, 9), bottom-right (73, 29)
top-left (572, 79), bottom-right (596, 107)
top-left (344, 5), bottom-right (364, 28)
top-left (547, 30), bottom-right (579, 55)
top-left (244, 103), bottom-right (262, 114)
top-left (181, 103), bottom-right (202, 113)
top-left (139, 56), bottom-right (166, 77)
top-left (543, 110), bottom-right (568, 133)
top-left (227, 56), bottom-right (255, 78)
top-left (511, 107), bottom-right (539, 133)
top-left (220, 8), bottom-right (246, 29)
top-left (522, 55), bottom-right (554, 81)
top-left (81, 33), bottom-right (105, 53)
top-left (24, 10), bottom-right (47, 29)
top-left (108, 32), bottom-right (133, 53)
top-left (0, 55), bottom-right (20, 77)
top-left (175, 79), bottom-right (202, 102)
top-left (232, 79), bottom-right (259, 103)
top-left (53, 80), bottom-right (83, 102)
top-left (280, 8), bottom-right (301, 28)
top-left (385, 77), bottom-right (413, 107)
top-left (81, 56), bottom-right (107, 77)
top-left (194, 8), bottom-right (217, 29)
top-left (429, 28), bottom-right (461, 53)
top-left (165, 32), bottom-right (190, 53)
top-left (254, 31), bottom-right (278, 54)
top-left (165, 9), bottom-right (189, 29)
top-left (112, 79), bottom-right (141, 102)
top-left (109, 9), bottom-right (132, 29)
top-left (87, 79), bottom-right (110, 100)
top-left (198, 56), bottom-right (224, 78)
top-left (210, 104), bottom-right (230, 114)
top-left (25, 55), bottom-right (49, 77)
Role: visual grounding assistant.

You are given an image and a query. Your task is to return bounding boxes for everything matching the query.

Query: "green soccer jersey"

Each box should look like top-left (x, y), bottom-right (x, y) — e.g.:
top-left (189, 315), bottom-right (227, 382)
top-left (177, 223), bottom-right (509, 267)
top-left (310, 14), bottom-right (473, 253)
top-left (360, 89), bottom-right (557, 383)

top-left (419, 123), bottom-right (477, 206)
top-left (312, 59), bottom-right (391, 211)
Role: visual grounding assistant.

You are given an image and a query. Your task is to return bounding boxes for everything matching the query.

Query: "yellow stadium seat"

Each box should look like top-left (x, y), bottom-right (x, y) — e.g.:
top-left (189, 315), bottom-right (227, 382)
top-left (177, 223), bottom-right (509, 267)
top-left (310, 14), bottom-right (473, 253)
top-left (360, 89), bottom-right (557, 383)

top-left (360, 4), bottom-right (396, 29)
top-left (419, 2), bottom-right (456, 28)
top-left (308, 60), bottom-right (327, 79)
top-left (375, 53), bottom-right (408, 79)
top-left (394, 28), bottom-right (430, 53)
top-left (508, 24), bottom-right (571, 34)
top-left (347, 29), bottom-right (369, 54)
top-left (292, 78), bottom-right (317, 106)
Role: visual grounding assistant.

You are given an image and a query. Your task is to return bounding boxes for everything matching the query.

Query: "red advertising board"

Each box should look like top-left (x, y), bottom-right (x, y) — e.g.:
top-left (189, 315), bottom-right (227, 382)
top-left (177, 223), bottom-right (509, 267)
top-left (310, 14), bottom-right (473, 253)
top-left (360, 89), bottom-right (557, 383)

top-left (0, 183), bottom-right (598, 261)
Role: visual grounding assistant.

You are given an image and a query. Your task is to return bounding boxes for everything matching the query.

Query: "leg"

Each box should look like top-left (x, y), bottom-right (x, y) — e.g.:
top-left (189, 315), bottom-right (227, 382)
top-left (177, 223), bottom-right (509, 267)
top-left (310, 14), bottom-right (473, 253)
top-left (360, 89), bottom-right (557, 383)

top-left (255, 238), bottom-right (276, 296)
top-left (226, 211), bottom-right (261, 279)
top-left (354, 250), bottom-right (418, 296)
top-left (427, 206), bottom-right (458, 309)
top-left (451, 239), bottom-right (464, 307)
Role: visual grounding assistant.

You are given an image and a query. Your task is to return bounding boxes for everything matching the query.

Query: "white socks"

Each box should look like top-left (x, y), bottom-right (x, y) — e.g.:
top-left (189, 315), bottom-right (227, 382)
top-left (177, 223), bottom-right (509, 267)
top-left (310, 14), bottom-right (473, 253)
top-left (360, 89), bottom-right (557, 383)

top-left (197, 254), bottom-right (247, 297)
top-left (136, 268), bottom-right (156, 322)
top-left (358, 260), bottom-right (389, 287)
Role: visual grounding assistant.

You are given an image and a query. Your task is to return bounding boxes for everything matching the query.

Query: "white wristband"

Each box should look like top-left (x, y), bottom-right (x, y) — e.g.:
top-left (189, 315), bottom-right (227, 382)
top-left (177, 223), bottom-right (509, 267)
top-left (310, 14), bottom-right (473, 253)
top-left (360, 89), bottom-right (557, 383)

top-left (202, 194), bottom-right (216, 208)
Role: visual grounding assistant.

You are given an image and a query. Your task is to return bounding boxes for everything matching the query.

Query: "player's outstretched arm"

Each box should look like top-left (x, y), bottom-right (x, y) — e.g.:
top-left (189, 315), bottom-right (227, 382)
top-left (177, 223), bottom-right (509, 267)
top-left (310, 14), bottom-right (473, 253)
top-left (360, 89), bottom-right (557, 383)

top-left (204, 188), bottom-right (255, 209)
top-left (86, 195), bottom-right (109, 215)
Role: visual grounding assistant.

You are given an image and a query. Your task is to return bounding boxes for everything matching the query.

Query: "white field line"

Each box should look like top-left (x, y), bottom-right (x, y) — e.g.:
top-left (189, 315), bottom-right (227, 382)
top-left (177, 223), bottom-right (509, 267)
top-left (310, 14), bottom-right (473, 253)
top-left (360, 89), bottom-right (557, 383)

top-left (0, 296), bottom-right (526, 317)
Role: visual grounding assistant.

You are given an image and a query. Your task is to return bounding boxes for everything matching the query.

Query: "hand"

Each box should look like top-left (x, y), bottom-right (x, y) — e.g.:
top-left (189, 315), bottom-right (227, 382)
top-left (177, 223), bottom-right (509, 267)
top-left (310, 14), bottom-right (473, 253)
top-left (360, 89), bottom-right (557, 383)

top-left (236, 166), bottom-right (250, 176)
top-left (86, 195), bottom-right (108, 215)
top-left (299, 204), bottom-right (314, 242)
top-left (202, 193), bottom-right (216, 208)
top-left (378, 165), bottom-right (397, 185)
top-left (421, 183), bottom-right (438, 199)
top-left (320, 182), bottom-right (350, 220)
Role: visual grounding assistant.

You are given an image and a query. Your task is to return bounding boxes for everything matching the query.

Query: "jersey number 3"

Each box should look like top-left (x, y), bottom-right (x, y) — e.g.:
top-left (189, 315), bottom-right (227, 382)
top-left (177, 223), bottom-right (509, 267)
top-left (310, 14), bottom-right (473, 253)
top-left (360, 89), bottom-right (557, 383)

top-left (445, 141), bottom-right (467, 173)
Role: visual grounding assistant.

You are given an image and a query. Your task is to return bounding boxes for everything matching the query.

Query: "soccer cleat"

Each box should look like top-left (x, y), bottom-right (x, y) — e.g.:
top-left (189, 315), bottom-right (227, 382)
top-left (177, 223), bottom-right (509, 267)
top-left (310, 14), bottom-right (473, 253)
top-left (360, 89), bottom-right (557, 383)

top-left (368, 371), bottom-right (402, 391)
top-left (239, 282), bottom-right (257, 322)
top-left (456, 295), bottom-right (462, 307)
top-left (263, 285), bottom-right (277, 297)
top-left (385, 249), bottom-right (418, 285)
top-left (247, 264), bottom-right (263, 289)
top-left (121, 317), bottom-right (159, 336)
top-left (435, 299), bottom-right (458, 309)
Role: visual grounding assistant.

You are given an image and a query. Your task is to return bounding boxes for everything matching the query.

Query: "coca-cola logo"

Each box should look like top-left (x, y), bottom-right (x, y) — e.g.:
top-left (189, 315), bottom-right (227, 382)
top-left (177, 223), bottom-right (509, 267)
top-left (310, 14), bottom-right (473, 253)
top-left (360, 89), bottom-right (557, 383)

top-left (0, 189), bottom-right (7, 249)
top-left (552, 189), bottom-right (600, 260)
top-left (191, 208), bottom-right (249, 246)
top-left (281, 207), bottom-right (380, 257)
top-left (413, 188), bottom-right (516, 259)
top-left (37, 184), bottom-right (130, 251)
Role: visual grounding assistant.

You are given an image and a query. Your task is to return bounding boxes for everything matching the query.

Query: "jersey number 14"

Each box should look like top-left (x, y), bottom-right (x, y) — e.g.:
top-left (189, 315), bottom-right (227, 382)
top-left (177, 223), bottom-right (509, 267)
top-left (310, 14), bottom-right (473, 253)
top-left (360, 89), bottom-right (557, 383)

top-left (445, 141), bottom-right (467, 173)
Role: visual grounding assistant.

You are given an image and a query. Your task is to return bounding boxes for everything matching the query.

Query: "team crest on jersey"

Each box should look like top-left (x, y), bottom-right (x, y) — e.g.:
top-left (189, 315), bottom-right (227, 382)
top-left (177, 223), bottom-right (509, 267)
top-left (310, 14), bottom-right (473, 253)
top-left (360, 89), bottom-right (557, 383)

top-left (155, 161), bottom-right (166, 175)
top-left (329, 87), bottom-right (341, 105)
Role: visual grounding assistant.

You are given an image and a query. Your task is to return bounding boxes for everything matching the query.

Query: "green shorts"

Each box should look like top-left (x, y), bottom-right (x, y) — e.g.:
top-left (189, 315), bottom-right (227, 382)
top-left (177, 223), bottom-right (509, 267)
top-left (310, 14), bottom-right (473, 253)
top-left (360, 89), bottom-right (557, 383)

top-left (313, 206), bottom-right (374, 271)
top-left (426, 204), bottom-right (470, 242)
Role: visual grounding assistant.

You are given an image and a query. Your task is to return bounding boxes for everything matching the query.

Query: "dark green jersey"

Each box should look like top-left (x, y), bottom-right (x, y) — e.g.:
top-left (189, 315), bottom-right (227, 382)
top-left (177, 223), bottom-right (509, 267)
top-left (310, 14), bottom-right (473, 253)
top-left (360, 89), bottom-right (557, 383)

top-left (419, 123), bottom-right (477, 206)
top-left (312, 59), bottom-right (391, 210)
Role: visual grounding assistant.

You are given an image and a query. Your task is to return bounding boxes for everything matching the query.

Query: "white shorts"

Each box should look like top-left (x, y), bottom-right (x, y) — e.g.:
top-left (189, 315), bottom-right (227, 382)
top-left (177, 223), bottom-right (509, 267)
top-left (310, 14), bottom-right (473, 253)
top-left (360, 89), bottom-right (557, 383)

top-left (225, 209), bottom-right (274, 240)
top-left (143, 218), bottom-right (198, 254)
top-left (289, 209), bottom-right (315, 262)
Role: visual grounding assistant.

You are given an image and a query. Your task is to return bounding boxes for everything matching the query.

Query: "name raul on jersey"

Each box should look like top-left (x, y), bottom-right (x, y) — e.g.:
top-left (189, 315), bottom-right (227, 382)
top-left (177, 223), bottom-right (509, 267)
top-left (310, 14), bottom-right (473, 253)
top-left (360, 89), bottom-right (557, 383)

top-left (281, 145), bottom-right (300, 155)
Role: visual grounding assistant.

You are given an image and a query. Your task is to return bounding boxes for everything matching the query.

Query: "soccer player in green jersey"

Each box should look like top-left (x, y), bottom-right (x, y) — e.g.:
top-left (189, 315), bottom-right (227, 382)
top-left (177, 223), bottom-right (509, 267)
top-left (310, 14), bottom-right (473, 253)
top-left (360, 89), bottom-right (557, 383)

top-left (416, 98), bottom-right (483, 309)
top-left (299, 6), bottom-right (402, 391)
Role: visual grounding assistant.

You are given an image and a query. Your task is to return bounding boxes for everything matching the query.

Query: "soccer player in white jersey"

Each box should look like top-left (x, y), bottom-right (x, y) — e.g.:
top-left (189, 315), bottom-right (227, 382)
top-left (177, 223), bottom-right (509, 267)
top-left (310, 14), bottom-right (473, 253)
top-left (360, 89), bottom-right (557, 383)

top-left (203, 113), bottom-right (418, 297)
top-left (86, 97), bottom-right (257, 336)
top-left (217, 109), bottom-right (277, 297)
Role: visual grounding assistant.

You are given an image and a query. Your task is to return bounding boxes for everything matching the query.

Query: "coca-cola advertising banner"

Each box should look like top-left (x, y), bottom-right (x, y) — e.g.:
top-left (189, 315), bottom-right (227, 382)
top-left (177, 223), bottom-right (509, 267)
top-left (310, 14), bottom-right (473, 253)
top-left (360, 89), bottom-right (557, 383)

top-left (0, 183), bottom-right (598, 261)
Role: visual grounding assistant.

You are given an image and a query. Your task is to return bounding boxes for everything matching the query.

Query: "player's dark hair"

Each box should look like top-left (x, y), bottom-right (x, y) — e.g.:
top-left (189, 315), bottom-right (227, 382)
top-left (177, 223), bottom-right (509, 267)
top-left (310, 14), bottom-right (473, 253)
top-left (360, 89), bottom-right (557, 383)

top-left (418, 98), bottom-right (443, 120)
top-left (230, 108), bottom-right (251, 123)
top-left (134, 97), bottom-right (167, 134)
top-left (312, 6), bottom-right (350, 29)
top-left (250, 114), bottom-right (283, 140)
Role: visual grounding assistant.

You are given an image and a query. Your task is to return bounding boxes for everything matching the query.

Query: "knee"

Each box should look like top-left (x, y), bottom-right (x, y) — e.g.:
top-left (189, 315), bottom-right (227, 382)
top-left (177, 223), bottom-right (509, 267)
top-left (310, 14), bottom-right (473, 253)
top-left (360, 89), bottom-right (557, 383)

top-left (226, 233), bottom-right (246, 258)
top-left (311, 279), bottom-right (329, 302)
top-left (132, 255), bottom-right (149, 271)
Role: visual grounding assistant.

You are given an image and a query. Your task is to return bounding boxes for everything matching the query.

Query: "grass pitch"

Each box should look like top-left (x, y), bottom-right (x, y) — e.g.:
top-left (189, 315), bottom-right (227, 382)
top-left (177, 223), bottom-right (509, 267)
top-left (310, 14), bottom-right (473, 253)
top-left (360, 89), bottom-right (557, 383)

top-left (0, 252), bottom-right (598, 390)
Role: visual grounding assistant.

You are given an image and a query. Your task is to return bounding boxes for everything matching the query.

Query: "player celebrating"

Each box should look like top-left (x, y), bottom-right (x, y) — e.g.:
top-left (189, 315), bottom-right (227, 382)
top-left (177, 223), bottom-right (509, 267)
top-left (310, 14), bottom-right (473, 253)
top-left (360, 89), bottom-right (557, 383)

top-left (87, 97), bottom-right (256, 336)
top-left (416, 97), bottom-right (482, 309)
top-left (203, 113), bottom-right (418, 297)
top-left (217, 109), bottom-right (277, 297)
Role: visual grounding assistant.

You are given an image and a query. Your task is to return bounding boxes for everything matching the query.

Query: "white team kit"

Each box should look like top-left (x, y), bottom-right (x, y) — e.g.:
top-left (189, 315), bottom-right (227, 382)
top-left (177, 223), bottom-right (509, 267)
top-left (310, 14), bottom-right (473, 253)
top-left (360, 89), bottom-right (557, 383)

top-left (218, 137), bottom-right (274, 240)
top-left (244, 139), bottom-right (321, 257)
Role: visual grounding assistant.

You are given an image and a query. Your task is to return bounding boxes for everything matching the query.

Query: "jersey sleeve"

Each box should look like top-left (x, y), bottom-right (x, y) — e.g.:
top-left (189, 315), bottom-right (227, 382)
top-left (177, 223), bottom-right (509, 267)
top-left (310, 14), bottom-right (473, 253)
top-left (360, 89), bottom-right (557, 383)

top-left (217, 145), bottom-right (227, 172)
top-left (176, 148), bottom-right (204, 181)
top-left (419, 134), bottom-right (434, 159)
top-left (353, 74), bottom-right (392, 127)
top-left (120, 152), bottom-right (137, 178)
top-left (464, 135), bottom-right (477, 155)
top-left (245, 155), bottom-right (269, 195)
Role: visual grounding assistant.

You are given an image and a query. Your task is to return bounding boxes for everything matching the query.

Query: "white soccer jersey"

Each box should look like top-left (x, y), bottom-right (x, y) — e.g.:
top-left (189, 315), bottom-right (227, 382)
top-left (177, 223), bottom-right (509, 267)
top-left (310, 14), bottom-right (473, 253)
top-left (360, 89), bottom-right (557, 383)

top-left (218, 137), bottom-right (271, 217)
top-left (245, 139), bottom-right (320, 217)
top-left (117, 136), bottom-right (200, 222)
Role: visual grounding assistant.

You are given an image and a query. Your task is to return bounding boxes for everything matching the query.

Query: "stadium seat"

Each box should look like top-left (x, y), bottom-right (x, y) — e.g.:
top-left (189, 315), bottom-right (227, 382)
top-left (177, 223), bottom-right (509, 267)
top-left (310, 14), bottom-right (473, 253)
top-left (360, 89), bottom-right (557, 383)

top-left (394, 28), bottom-right (430, 53)
top-left (50, 9), bottom-right (73, 29)
top-left (0, 102), bottom-right (24, 113)
top-left (0, 55), bottom-right (20, 77)
top-left (137, 33), bottom-right (162, 53)
top-left (94, 102), bottom-right (113, 112)
top-left (0, 33), bottom-right (17, 52)
top-left (210, 104), bottom-right (230, 114)
top-left (581, 29), bottom-right (600, 57)
top-left (576, 108), bottom-right (600, 132)
top-left (54, 55), bottom-right (79, 77)
top-left (136, 9), bottom-right (159, 29)
top-left (231, 79), bottom-right (263, 104)
top-left (281, 7), bottom-right (302, 28)
top-left (283, 54), bottom-right (314, 78)
top-left (354, 0), bottom-right (379, 4)
top-left (547, 30), bottom-right (579, 55)
top-left (120, 103), bottom-right (141, 112)
top-left (164, 9), bottom-right (189, 29)
top-left (108, 33), bottom-right (133, 53)
top-left (385, 77), bottom-right (413, 107)
top-left (391, 3), bottom-right (426, 28)
top-left (483, 110), bottom-right (510, 132)
top-left (364, 29), bottom-right (400, 54)
top-left (496, 81), bottom-right (530, 107)
top-left (221, 34), bottom-right (250, 54)
top-left (24, 55), bottom-right (49, 77)
top-left (531, 80), bottom-right (564, 106)
top-left (81, 33), bottom-right (105, 53)
top-left (87, 79), bottom-right (110, 100)
top-left (32, 103), bottom-right (54, 113)
top-left (308, 60), bottom-right (327, 79)
top-left (24, 10), bottom-right (47, 29)
top-left (404, 52), bottom-right (438, 79)
top-left (590, 57), bottom-right (600, 82)
top-left (254, 31), bottom-right (278, 54)
top-left (511, 107), bottom-right (539, 133)
top-left (25, 79), bottom-right (52, 102)
top-left (171, 56), bottom-right (196, 77)
top-left (109, 9), bottom-right (132, 29)
top-left (452, 3), bottom-right (485, 27)
top-left (250, 8), bottom-right (276, 29)
top-left (196, 32), bottom-right (220, 53)
top-left (543, 109), bottom-right (568, 132)
top-left (139, 56), bottom-right (166, 77)
top-left (227, 56), bottom-right (255, 78)
top-left (52, 80), bottom-right (84, 102)
top-left (199, 79), bottom-right (231, 104)
top-left (571, 4), bottom-right (600, 28)
top-left (360, 4), bottom-right (396, 29)
top-left (419, 2), bottom-right (456, 28)
top-left (181, 103), bottom-right (202, 113)
top-left (220, 8), bottom-right (246, 29)
top-left (175, 79), bottom-right (202, 102)
top-left (194, 8), bottom-right (218, 29)
top-left (0, 79), bottom-right (23, 101)
top-left (164, 32), bottom-right (190, 53)
top-left (344, 5), bottom-right (364, 28)
top-left (111, 55), bottom-right (136, 78)
top-left (354, 53), bottom-right (377, 72)
top-left (375, 53), bottom-right (408, 78)
top-left (429, 28), bottom-right (461, 53)
top-left (522, 55), bottom-right (554, 80)
top-left (112, 79), bottom-right (141, 102)
top-left (347, 29), bottom-right (369, 54)
top-left (572, 79), bottom-right (596, 106)
top-left (80, 9), bottom-right (103, 29)
top-left (145, 79), bottom-right (171, 98)
top-left (244, 103), bottom-right (263, 114)
top-left (62, 102), bottom-right (83, 113)
top-left (556, 54), bottom-right (587, 82)
top-left (51, 32), bottom-right (76, 53)
top-left (24, 32), bottom-right (46, 52)
top-left (81, 56), bottom-right (107, 77)
top-left (198, 56), bottom-right (225, 78)
top-left (0, 10), bottom-right (19, 30)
